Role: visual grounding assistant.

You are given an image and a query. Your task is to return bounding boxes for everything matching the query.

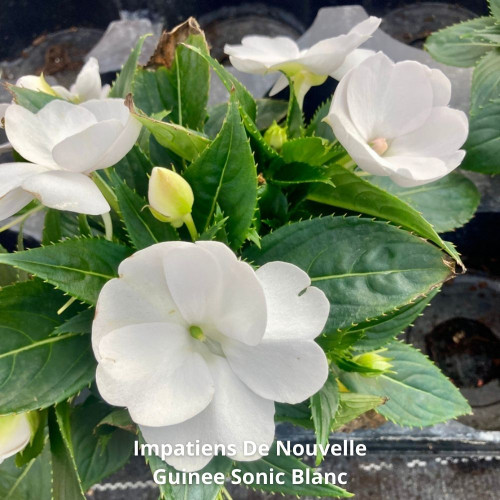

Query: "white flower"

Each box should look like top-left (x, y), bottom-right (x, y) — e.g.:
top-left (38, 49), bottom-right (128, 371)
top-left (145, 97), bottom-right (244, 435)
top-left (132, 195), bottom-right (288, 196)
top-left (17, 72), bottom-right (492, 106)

top-left (326, 52), bottom-right (469, 187)
top-left (92, 241), bottom-right (329, 471)
top-left (224, 17), bottom-right (380, 106)
top-left (0, 413), bottom-right (31, 464)
top-left (16, 58), bottom-right (110, 103)
top-left (0, 98), bottom-right (141, 220)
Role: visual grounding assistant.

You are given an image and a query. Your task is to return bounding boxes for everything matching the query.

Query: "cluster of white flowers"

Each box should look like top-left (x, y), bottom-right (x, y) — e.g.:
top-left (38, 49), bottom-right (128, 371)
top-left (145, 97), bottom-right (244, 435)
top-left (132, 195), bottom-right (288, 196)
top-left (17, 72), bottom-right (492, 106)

top-left (225, 17), bottom-right (468, 186)
top-left (0, 16), bottom-right (469, 471)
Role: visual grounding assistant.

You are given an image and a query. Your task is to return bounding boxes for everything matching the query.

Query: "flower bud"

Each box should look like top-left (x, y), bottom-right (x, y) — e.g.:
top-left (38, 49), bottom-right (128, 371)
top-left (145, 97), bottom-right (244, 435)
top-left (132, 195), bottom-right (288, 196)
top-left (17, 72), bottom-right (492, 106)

top-left (353, 349), bottom-right (393, 375)
top-left (0, 412), bottom-right (35, 463)
top-left (263, 121), bottom-right (287, 151)
top-left (148, 167), bottom-right (194, 228)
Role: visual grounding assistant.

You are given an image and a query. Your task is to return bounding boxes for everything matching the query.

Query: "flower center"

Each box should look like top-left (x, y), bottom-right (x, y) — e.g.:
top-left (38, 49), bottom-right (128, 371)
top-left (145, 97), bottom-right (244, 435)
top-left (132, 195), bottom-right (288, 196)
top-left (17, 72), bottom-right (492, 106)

top-left (370, 137), bottom-right (389, 156)
top-left (189, 325), bottom-right (205, 341)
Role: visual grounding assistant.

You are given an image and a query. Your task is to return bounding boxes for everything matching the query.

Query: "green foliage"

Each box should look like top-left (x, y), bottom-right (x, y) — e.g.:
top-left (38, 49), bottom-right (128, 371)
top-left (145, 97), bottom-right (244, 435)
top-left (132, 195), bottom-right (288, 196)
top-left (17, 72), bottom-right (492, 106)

top-left (8, 86), bottom-right (58, 112)
top-left (112, 175), bottom-right (179, 249)
top-left (306, 98), bottom-right (335, 141)
top-left (0, 280), bottom-right (94, 414)
top-left (368, 173), bottom-right (480, 233)
top-left (311, 373), bottom-right (339, 465)
top-left (307, 165), bottom-right (463, 265)
top-left (0, 238), bottom-right (132, 304)
top-left (331, 393), bottom-right (386, 430)
top-left (286, 78), bottom-right (304, 139)
top-left (184, 96), bottom-right (258, 249)
top-left (245, 216), bottom-right (452, 332)
top-left (425, 17), bottom-right (500, 67)
top-left (109, 35), bottom-right (150, 98)
top-left (0, 443), bottom-right (51, 500)
top-left (236, 443), bottom-right (352, 497)
top-left (184, 43), bottom-right (257, 121)
top-left (340, 342), bottom-right (471, 426)
top-left (112, 145), bottom-right (154, 197)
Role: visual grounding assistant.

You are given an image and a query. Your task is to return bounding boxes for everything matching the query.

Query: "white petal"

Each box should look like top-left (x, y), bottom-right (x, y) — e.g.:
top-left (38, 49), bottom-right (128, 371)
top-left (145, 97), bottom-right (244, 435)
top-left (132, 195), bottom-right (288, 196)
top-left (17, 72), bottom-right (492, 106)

top-left (140, 355), bottom-right (275, 472)
top-left (330, 48), bottom-right (376, 81)
top-left (269, 73), bottom-right (289, 96)
top-left (256, 261), bottom-right (329, 340)
top-left (0, 162), bottom-right (48, 197)
top-left (21, 170), bottom-right (109, 214)
top-left (428, 67), bottom-right (452, 106)
top-left (36, 99), bottom-right (99, 144)
top-left (0, 189), bottom-right (34, 220)
top-left (93, 279), bottom-right (183, 360)
top-left (71, 57), bottom-right (103, 101)
top-left (15, 75), bottom-right (46, 92)
top-left (224, 338), bottom-right (328, 403)
top-left (384, 156), bottom-right (451, 187)
top-left (51, 119), bottom-right (124, 172)
top-left (163, 244), bottom-right (222, 327)
top-left (225, 36), bottom-right (299, 74)
top-left (96, 322), bottom-right (214, 427)
top-left (0, 413), bottom-right (31, 462)
top-left (388, 107), bottom-right (468, 158)
top-left (5, 105), bottom-right (56, 166)
top-left (51, 85), bottom-right (74, 100)
top-left (297, 17), bottom-right (379, 76)
top-left (346, 53), bottom-right (433, 140)
top-left (81, 98), bottom-right (130, 125)
top-left (197, 241), bottom-right (267, 346)
top-left (91, 114), bottom-right (141, 170)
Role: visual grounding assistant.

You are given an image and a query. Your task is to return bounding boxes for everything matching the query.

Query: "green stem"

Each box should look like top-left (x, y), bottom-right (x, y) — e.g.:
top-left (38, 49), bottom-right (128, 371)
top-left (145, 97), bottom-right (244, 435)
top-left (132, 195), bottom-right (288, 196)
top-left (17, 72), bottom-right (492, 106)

top-left (92, 173), bottom-right (120, 214)
top-left (0, 204), bottom-right (44, 233)
top-left (102, 212), bottom-right (113, 241)
top-left (57, 296), bottom-right (77, 315)
top-left (354, 170), bottom-right (372, 177)
top-left (183, 213), bottom-right (198, 241)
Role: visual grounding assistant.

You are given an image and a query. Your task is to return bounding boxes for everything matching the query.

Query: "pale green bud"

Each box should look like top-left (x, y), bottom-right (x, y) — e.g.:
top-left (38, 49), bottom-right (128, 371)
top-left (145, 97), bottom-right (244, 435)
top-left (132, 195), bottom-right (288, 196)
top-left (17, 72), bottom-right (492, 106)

top-left (353, 349), bottom-right (393, 375)
top-left (0, 412), bottom-right (36, 463)
top-left (148, 167), bottom-right (194, 228)
top-left (263, 121), bottom-right (287, 151)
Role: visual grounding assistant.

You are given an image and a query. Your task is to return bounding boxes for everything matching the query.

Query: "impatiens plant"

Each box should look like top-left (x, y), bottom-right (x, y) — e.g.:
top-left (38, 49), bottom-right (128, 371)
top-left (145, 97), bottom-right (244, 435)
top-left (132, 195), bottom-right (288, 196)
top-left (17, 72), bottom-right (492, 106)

top-left (0, 16), bottom-right (480, 499)
top-left (426, 0), bottom-right (500, 173)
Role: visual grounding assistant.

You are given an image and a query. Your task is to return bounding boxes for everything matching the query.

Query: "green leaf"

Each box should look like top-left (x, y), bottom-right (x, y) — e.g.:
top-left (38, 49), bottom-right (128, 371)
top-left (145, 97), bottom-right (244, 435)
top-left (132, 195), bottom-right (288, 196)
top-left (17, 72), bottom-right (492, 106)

top-left (52, 308), bottom-right (94, 336)
top-left (306, 98), bottom-right (335, 141)
top-left (15, 411), bottom-right (47, 467)
top-left (185, 96), bottom-right (258, 249)
top-left (339, 341), bottom-right (471, 427)
top-left (42, 209), bottom-right (62, 245)
top-left (132, 111), bottom-right (210, 162)
top-left (112, 145), bottom-right (154, 197)
top-left (0, 442), bottom-right (51, 500)
top-left (236, 443), bottom-right (352, 498)
top-left (350, 289), bottom-right (438, 352)
top-left (332, 355), bottom-right (385, 375)
top-left (0, 238), bottom-right (132, 305)
top-left (256, 98), bottom-right (288, 130)
top-left (491, 0), bottom-right (500, 19)
top-left (71, 397), bottom-right (135, 490)
top-left (8, 86), bottom-right (58, 112)
top-left (470, 48), bottom-right (500, 112)
top-left (307, 164), bottom-right (463, 265)
top-left (368, 173), bottom-right (480, 233)
top-left (97, 408), bottom-right (136, 433)
top-left (281, 137), bottom-right (342, 166)
top-left (112, 175), bottom-right (179, 250)
top-left (0, 280), bottom-right (95, 414)
top-left (311, 373), bottom-right (339, 465)
top-left (49, 404), bottom-right (86, 500)
top-left (331, 393), bottom-right (386, 431)
top-left (109, 34), bottom-right (149, 98)
top-left (462, 100), bottom-right (500, 173)
top-left (275, 401), bottom-right (313, 428)
top-left (286, 78), bottom-right (304, 139)
top-left (184, 43), bottom-right (257, 121)
top-left (425, 17), bottom-right (500, 67)
top-left (143, 436), bottom-right (231, 500)
top-left (244, 216), bottom-right (452, 332)
top-left (0, 245), bottom-right (18, 286)
top-left (271, 162), bottom-right (333, 186)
